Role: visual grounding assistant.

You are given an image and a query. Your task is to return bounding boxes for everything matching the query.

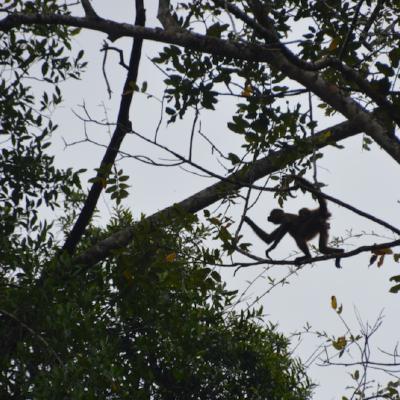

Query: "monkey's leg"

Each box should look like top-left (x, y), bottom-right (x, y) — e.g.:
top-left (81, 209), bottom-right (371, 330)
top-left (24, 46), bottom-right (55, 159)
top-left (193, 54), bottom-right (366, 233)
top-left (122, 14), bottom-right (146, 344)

top-left (265, 225), bottom-right (288, 258)
top-left (265, 240), bottom-right (279, 258)
top-left (318, 230), bottom-right (344, 254)
top-left (294, 238), bottom-right (312, 263)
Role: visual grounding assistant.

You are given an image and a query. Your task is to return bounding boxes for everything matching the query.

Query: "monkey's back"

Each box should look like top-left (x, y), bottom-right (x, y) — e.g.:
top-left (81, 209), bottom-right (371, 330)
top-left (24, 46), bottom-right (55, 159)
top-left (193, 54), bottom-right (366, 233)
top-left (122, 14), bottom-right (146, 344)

top-left (288, 209), bottom-right (330, 241)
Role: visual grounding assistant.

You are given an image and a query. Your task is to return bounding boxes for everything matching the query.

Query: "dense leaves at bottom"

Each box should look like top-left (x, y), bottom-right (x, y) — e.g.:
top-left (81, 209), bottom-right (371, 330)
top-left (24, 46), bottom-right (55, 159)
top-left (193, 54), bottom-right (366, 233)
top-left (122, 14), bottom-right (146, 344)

top-left (0, 215), bottom-right (312, 399)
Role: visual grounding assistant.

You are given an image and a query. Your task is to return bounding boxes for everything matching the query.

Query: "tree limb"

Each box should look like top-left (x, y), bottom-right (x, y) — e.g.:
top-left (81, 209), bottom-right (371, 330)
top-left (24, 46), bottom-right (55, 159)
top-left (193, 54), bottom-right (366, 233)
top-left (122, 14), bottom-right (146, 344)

top-left (75, 117), bottom-right (363, 267)
top-left (157, 0), bottom-right (179, 30)
top-left (81, 0), bottom-right (98, 19)
top-left (62, 1), bottom-right (146, 254)
top-left (240, 238), bottom-right (400, 267)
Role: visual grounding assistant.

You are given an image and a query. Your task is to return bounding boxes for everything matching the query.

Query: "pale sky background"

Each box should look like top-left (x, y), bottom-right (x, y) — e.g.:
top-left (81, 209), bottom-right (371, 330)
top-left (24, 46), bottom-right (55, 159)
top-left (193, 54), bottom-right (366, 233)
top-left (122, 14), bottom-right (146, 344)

top-left (49, 2), bottom-right (400, 399)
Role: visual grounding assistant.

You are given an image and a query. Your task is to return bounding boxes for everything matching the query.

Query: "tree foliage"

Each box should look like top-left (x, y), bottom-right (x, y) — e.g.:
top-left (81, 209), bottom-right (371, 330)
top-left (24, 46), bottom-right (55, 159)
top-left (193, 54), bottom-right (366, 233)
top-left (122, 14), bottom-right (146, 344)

top-left (0, 208), bottom-right (312, 398)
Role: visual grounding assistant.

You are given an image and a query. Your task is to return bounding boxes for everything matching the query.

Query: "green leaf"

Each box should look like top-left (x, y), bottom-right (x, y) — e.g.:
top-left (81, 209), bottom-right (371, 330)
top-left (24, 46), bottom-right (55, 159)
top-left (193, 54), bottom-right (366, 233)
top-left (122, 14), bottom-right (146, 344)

top-left (389, 275), bottom-right (400, 283)
top-left (376, 61), bottom-right (394, 77)
top-left (211, 271), bottom-right (221, 282)
top-left (389, 283), bottom-right (400, 294)
top-left (228, 153), bottom-right (241, 165)
top-left (206, 23), bottom-right (229, 38)
top-left (41, 62), bottom-right (49, 76)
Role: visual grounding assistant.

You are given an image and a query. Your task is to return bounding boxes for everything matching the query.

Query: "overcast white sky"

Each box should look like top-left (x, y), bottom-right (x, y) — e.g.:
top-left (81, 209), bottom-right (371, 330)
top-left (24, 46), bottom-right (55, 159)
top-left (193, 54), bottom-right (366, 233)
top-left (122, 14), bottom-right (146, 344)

top-left (50, 2), bottom-right (400, 398)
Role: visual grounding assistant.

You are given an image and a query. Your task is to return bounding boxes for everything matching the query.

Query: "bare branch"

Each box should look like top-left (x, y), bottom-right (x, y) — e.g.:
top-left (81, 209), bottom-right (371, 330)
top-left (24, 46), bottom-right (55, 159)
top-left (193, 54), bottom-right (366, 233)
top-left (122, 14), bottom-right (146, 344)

top-left (62, 0), bottom-right (146, 255)
top-left (101, 44), bottom-right (129, 70)
top-left (241, 238), bottom-right (400, 267)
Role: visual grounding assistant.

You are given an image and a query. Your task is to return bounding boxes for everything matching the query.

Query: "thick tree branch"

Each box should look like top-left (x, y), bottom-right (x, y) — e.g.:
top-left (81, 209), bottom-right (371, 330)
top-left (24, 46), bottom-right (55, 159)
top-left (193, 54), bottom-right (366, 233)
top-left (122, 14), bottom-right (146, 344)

top-left (157, 0), bottom-right (179, 30)
top-left (81, 0), bottom-right (98, 19)
top-left (62, 1), bottom-right (145, 255)
top-left (247, 0), bottom-right (400, 155)
top-left (75, 118), bottom-right (363, 267)
top-left (0, 12), bottom-right (277, 58)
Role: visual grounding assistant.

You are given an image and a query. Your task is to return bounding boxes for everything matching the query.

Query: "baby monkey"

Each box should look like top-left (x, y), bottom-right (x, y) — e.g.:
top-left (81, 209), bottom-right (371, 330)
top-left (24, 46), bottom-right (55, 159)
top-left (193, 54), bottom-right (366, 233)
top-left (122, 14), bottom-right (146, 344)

top-left (244, 176), bottom-right (344, 262)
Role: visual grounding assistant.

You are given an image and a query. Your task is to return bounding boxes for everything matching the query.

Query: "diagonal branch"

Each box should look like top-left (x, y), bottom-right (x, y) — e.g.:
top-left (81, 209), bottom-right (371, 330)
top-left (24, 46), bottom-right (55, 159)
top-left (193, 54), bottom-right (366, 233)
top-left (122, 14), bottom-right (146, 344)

top-left (157, 0), bottom-right (179, 30)
top-left (247, 0), bottom-right (400, 154)
top-left (294, 179), bottom-right (400, 236)
top-left (62, 0), bottom-right (145, 255)
top-left (360, 0), bottom-right (385, 44)
top-left (75, 117), bottom-right (363, 267)
top-left (81, 0), bottom-right (99, 19)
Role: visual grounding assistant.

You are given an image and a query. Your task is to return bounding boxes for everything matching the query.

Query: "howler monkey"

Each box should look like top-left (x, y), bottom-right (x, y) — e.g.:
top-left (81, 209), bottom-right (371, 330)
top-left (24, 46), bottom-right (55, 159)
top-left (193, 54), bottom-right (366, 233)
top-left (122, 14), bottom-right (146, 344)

top-left (244, 177), bottom-right (344, 262)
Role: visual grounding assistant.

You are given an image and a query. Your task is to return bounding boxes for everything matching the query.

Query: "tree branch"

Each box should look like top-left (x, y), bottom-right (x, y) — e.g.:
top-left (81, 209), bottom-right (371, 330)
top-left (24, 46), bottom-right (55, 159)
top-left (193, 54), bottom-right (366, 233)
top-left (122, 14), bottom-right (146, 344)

top-left (243, 238), bottom-right (400, 267)
top-left (75, 117), bottom-right (363, 267)
top-left (81, 0), bottom-right (99, 19)
top-left (360, 0), bottom-right (385, 45)
top-left (62, 1), bottom-right (146, 255)
top-left (157, 0), bottom-right (179, 30)
top-left (246, 0), bottom-right (400, 158)
top-left (1, 10), bottom-right (400, 152)
top-left (294, 179), bottom-right (400, 236)
top-left (217, 0), bottom-right (400, 129)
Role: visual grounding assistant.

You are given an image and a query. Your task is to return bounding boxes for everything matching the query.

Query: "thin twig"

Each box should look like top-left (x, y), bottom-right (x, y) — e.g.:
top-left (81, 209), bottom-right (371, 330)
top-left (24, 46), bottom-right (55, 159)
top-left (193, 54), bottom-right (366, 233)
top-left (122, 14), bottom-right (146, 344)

top-left (101, 43), bottom-right (112, 98)
top-left (189, 105), bottom-right (200, 161)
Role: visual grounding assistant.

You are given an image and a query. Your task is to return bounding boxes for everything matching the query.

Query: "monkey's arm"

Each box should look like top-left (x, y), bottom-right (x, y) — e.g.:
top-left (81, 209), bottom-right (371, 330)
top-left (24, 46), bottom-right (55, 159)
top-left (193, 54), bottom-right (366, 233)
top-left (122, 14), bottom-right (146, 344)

top-left (244, 216), bottom-right (289, 258)
top-left (243, 216), bottom-right (276, 244)
top-left (294, 176), bottom-right (330, 217)
top-left (315, 193), bottom-right (329, 216)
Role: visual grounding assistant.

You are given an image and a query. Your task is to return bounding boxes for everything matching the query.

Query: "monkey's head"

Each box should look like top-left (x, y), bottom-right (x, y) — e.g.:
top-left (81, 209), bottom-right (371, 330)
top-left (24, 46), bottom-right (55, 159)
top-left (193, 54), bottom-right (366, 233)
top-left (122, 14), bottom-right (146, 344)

top-left (268, 208), bottom-right (286, 224)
